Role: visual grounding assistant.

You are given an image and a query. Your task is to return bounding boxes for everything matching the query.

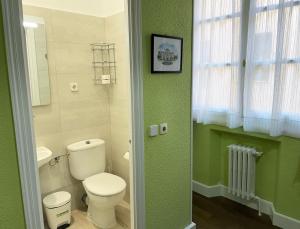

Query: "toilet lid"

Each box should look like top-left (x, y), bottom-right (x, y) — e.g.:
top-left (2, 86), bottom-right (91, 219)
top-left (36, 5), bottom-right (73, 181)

top-left (83, 173), bottom-right (126, 197)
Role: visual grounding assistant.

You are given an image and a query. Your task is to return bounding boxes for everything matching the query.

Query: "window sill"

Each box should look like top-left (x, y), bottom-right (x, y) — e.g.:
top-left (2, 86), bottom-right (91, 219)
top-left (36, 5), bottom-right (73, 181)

top-left (194, 122), bottom-right (283, 142)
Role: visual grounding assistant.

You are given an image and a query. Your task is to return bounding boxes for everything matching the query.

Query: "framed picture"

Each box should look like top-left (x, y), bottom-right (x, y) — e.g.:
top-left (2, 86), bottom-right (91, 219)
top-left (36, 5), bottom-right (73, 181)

top-left (151, 34), bottom-right (183, 73)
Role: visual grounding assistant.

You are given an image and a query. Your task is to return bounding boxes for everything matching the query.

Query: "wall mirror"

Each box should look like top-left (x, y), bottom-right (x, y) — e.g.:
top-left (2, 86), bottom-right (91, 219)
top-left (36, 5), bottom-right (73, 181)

top-left (24, 15), bottom-right (51, 106)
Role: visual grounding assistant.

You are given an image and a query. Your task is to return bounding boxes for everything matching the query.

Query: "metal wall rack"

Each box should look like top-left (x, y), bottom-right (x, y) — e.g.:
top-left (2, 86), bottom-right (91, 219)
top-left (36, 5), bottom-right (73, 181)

top-left (91, 43), bottom-right (116, 85)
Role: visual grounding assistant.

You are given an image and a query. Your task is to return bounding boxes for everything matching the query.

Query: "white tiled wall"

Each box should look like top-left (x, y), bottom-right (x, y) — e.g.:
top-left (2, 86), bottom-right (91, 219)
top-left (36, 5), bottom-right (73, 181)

top-left (105, 12), bottom-right (131, 203)
top-left (23, 6), bottom-right (131, 210)
top-left (23, 6), bottom-right (111, 210)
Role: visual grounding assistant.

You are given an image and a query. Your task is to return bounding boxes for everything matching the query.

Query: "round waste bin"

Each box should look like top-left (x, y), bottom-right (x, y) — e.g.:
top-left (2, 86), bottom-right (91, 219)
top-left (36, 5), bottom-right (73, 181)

top-left (43, 191), bottom-right (71, 229)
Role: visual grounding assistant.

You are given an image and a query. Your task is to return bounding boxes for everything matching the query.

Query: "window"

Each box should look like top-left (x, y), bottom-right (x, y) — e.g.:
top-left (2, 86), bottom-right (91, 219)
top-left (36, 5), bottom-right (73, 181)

top-left (193, 0), bottom-right (244, 128)
top-left (193, 0), bottom-right (300, 138)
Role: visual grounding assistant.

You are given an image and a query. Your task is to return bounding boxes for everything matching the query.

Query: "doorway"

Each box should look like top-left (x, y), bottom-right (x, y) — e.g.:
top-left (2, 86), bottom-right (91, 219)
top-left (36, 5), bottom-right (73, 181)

top-left (1, 0), bottom-right (144, 228)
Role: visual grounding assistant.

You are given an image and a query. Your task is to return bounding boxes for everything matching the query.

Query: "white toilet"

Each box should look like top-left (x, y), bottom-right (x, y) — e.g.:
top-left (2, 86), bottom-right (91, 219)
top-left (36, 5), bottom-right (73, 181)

top-left (67, 139), bottom-right (126, 228)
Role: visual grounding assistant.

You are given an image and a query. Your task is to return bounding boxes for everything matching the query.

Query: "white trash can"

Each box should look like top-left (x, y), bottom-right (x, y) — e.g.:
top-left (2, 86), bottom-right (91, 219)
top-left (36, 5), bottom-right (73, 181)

top-left (43, 191), bottom-right (71, 229)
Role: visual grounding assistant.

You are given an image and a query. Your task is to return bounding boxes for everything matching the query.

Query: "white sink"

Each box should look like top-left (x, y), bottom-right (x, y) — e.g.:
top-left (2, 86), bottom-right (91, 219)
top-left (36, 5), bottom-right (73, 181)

top-left (36, 146), bottom-right (52, 168)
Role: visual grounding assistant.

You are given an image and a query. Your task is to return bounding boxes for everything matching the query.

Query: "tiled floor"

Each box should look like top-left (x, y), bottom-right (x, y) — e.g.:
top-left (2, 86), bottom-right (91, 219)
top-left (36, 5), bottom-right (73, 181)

top-left (67, 210), bottom-right (127, 229)
top-left (44, 209), bottom-right (129, 229)
top-left (68, 210), bottom-right (127, 229)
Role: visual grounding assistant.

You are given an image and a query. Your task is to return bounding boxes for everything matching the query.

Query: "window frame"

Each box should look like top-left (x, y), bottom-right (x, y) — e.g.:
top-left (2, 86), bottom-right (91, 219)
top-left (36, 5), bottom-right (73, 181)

top-left (193, 0), bottom-right (300, 120)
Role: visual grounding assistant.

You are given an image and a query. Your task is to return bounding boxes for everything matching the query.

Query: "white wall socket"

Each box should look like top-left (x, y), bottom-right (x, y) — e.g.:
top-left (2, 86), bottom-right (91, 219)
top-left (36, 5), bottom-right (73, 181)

top-left (149, 125), bottom-right (159, 137)
top-left (160, 123), bottom-right (168, 135)
top-left (70, 82), bottom-right (79, 92)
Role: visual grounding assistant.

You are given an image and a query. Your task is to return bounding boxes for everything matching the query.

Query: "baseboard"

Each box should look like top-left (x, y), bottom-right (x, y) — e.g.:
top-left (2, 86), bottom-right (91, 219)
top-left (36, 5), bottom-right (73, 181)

top-left (272, 211), bottom-right (300, 229)
top-left (192, 181), bottom-right (223, 197)
top-left (184, 222), bottom-right (196, 229)
top-left (193, 180), bottom-right (300, 229)
top-left (116, 200), bottom-right (131, 228)
top-left (118, 200), bottom-right (130, 210)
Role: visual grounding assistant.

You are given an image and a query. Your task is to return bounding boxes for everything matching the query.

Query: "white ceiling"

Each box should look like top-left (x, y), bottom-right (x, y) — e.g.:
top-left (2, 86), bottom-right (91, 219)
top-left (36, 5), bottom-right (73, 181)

top-left (22, 0), bottom-right (125, 17)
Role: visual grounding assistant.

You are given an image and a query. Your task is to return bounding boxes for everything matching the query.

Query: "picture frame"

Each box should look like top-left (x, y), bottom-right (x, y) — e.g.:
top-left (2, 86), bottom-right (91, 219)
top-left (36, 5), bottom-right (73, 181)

top-left (151, 34), bottom-right (183, 73)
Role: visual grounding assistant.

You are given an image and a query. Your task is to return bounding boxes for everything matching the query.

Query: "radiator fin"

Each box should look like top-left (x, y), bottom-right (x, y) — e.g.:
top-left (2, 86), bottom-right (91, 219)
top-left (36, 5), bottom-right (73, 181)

top-left (227, 145), bottom-right (261, 200)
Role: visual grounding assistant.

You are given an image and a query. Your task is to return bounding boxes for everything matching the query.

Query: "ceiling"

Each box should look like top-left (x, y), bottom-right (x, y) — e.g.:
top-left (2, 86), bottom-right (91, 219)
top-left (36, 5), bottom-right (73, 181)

top-left (22, 0), bottom-right (125, 17)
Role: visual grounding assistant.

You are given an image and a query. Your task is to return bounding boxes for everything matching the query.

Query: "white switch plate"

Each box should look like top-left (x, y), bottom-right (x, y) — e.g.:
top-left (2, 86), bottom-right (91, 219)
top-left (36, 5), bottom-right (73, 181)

top-left (160, 123), bottom-right (168, 135)
top-left (149, 125), bottom-right (159, 137)
top-left (70, 82), bottom-right (79, 92)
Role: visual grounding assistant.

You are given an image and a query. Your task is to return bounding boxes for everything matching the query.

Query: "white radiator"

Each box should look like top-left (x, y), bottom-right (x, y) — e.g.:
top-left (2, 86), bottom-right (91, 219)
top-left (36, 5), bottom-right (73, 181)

top-left (227, 144), bottom-right (262, 200)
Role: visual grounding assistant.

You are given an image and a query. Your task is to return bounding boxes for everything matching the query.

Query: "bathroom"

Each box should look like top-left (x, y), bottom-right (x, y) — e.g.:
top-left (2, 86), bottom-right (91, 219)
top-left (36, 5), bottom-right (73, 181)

top-left (22, 0), bottom-right (132, 228)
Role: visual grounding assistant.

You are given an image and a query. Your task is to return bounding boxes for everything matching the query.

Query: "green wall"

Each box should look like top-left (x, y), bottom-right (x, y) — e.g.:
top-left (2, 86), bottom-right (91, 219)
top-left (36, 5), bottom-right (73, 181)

top-left (142, 0), bottom-right (193, 228)
top-left (0, 0), bottom-right (194, 228)
top-left (0, 3), bottom-right (26, 229)
top-left (193, 123), bottom-right (300, 220)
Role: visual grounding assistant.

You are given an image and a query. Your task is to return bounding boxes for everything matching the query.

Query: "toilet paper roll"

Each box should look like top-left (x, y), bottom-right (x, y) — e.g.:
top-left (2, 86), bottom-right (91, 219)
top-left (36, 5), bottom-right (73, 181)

top-left (101, 79), bottom-right (111, 84)
top-left (123, 152), bottom-right (129, 161)
top-left (101, 74), bottom-right (111, 80)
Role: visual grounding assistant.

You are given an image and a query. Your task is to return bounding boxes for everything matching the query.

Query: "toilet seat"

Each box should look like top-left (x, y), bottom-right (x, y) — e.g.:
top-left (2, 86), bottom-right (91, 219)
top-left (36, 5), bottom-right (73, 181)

top-left (83, 173), bottom-right (126, 197)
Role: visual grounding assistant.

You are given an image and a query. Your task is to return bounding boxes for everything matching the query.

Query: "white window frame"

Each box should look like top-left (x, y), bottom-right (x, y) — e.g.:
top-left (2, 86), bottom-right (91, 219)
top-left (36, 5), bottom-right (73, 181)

top-left (193, 0), bottom-right (250, 114)
top-left (193, 0), bottom-right (300, 124)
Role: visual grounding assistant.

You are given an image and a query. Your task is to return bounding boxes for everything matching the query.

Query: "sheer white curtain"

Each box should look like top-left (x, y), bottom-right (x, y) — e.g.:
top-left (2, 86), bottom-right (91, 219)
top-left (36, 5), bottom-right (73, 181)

top-left (193, 0), bottom-right (243, 128)
top-left (244, 0), bottom-right (300, 137)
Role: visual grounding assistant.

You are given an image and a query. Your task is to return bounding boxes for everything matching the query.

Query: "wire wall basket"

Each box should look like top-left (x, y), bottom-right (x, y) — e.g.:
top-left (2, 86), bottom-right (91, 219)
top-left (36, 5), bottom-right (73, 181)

top-left (91, 43), bottom-right (116, 85)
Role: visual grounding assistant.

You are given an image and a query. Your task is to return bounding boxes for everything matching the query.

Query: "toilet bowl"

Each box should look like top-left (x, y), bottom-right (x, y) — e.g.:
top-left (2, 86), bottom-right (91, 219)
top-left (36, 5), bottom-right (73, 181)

top-left (83, 173), bottom-right (126, 228)
top-left (67, 139), bottom-right (126, 228)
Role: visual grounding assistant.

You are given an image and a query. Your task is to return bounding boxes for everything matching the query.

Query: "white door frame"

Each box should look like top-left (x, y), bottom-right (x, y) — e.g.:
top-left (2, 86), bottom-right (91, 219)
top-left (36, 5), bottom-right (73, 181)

top-left (0, 0), bottom-right (145, 228)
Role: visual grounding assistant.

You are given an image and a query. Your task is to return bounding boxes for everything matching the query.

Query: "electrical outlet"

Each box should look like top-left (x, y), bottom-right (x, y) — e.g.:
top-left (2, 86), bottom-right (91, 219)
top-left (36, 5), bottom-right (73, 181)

top-left (70, 82), bottom-right (79, 92)
top-left (160, 123), bottom-right (168, 135)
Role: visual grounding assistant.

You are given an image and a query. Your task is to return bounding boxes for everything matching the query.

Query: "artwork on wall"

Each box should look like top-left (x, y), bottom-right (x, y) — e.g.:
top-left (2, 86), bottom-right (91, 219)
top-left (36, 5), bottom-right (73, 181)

top-left (151, 34), bottom-right (183, 73)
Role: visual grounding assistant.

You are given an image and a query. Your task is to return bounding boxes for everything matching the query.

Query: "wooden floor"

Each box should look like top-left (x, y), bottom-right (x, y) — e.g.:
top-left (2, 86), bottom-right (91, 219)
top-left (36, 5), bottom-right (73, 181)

top-left (193, 192), bottom-right (281, 229)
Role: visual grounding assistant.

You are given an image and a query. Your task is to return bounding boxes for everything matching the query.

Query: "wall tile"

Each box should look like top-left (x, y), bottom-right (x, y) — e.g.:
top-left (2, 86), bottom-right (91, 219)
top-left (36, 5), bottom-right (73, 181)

top-left (53, 42), bottom-right (94, 75)
top-left (56, 74), bottom-right (109, 102)
top-left (105, 12), bottom-right (131, 203)
top-left (60, 99), bottom-right (110, 132)
top-left (39, 155), bottom-right (76, 194)
top-left (24, 6), bottom-right (109, 209)
top-left (51, 10), bottom-right (105, 44)
top-left (24, 6), bottom-right (131, 210)
top-left (33, 103), bottom-right (61, 136)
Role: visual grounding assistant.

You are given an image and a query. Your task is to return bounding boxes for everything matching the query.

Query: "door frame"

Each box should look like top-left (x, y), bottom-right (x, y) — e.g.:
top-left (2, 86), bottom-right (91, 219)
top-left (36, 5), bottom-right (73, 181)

top-left (0, 0), bottom-right (145, 228)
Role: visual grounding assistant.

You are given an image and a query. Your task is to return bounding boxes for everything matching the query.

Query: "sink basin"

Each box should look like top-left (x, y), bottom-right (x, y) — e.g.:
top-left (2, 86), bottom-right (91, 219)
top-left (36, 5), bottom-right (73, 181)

top-left (36, 146), bottom-right (52, 168)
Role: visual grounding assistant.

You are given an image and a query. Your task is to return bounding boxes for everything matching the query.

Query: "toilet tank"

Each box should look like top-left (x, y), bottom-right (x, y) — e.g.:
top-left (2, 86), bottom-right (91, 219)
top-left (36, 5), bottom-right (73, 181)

top-left (67, 139), bottom-right (105, 180)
